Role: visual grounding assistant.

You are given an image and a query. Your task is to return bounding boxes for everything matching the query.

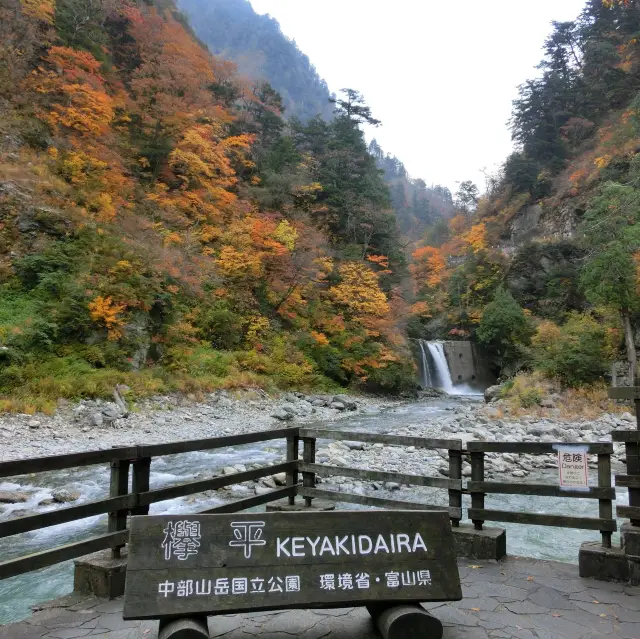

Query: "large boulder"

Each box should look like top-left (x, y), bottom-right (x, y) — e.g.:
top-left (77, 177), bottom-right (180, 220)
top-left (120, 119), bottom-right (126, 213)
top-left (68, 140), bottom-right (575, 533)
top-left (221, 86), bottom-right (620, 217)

top-left (0, 490), bottom-right (29, 504)
top-left (52, 489), bottom-right (81, 504)
top-left (484, 385), bottom-right (503, 403)
top-left (271, 408), bottom-right (294, 421)
top-left (332, 395), bottom-right (357, 411)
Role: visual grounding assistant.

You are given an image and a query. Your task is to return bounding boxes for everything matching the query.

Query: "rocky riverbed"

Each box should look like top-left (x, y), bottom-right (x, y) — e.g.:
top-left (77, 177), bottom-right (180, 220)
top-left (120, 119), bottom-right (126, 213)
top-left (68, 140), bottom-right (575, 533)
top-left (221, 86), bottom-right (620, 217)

top-left (0, 389), bottom-right (635, 512)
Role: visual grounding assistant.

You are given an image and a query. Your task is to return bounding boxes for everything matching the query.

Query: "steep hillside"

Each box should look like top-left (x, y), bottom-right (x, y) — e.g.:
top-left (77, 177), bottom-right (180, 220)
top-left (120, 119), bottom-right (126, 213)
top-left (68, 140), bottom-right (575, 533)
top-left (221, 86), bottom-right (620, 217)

top-left (0, 0), bottom-right (413, 413)
top-left (177, 0), bottom-right (334, 121)
top-left (408, 0), bottom-right (640, 386)
top-left (368, 139), bottom-right (455, 242)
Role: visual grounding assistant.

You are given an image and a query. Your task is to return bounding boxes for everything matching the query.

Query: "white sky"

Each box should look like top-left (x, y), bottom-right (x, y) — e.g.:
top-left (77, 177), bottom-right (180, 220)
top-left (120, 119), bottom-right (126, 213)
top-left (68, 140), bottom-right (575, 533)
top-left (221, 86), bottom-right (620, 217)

top-left (249, 0), bottom-right (586, 193)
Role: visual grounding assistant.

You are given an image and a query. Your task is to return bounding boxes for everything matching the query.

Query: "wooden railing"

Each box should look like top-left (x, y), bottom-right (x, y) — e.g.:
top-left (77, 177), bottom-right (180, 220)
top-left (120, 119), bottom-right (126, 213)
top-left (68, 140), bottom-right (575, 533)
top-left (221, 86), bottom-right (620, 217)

top-left (0, 426), bottom-right (625, 581)
top-left (465, 441), bottom-right (616, 548)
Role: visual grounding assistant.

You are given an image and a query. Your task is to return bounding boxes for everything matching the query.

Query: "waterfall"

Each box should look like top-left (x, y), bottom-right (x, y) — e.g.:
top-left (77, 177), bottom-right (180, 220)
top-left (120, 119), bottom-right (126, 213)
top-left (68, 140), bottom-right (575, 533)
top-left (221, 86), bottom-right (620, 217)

top-left (427, 341), bottom-right (455, 394)
top-left (418, 339), bottom-right (432, 388)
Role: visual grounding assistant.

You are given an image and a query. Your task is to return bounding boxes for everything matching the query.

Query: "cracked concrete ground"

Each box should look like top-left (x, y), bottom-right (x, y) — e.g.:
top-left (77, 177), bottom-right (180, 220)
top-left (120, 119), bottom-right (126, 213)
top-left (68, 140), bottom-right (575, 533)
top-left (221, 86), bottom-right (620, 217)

top-left (2, 557), bottom-right (639, 639)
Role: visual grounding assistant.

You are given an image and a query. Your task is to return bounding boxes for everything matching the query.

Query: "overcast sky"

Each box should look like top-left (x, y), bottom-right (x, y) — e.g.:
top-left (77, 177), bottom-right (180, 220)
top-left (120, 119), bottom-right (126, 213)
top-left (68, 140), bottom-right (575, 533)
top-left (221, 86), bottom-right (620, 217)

top-left (249, 0), bottom-right (586, 193)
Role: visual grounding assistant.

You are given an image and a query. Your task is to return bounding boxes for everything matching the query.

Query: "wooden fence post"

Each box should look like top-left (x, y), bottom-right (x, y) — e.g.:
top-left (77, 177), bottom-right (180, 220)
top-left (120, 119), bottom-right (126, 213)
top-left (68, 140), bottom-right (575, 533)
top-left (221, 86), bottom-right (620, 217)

top-left (286, 434), bottom-right (300, 506)
top-left (132, 457), bottom-right (151, 517)
top-left (470, 451), bottom-right (485, 531)
top-left (302, 437), bottom-right (316, 507)
top-left (598, 452), bottom-right (613, 548)
top-left (108, 458), bottom-right (130, 558)
top-left (448, 450), bottom-right (462, 527)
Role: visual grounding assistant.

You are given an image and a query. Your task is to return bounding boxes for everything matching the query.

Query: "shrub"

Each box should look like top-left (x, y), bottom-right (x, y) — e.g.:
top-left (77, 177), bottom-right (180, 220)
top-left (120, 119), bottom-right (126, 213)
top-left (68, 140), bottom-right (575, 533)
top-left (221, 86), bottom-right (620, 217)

top-left (532, 312), bottom-right (618, 386)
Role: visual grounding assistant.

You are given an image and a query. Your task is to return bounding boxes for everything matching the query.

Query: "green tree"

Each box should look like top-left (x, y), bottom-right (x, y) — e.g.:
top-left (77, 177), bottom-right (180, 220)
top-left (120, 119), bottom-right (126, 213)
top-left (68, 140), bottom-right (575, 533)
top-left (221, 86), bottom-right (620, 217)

top-left (580, 166), bottom-right (640, 381)
top-left (476, 287), bottom-right (533, 374)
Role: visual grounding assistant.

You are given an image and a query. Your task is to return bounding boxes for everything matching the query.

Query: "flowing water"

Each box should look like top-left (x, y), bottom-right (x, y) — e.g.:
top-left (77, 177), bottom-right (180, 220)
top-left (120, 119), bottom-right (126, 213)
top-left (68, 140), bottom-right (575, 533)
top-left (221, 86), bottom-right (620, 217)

top-left (0, 396), bottom-right (628, 624)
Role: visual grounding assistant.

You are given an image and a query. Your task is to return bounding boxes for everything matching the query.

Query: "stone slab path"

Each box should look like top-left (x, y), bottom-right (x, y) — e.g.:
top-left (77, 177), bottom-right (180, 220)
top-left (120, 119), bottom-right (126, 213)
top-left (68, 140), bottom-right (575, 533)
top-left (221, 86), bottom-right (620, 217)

top-left (2, 557), bottom-right (639, 639)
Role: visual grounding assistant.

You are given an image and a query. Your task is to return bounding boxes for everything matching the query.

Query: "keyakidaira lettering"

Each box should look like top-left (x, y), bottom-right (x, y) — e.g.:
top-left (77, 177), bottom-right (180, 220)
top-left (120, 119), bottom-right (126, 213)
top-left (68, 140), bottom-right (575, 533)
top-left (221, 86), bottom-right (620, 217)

top-left (276, 533), bottom-right (427, 558)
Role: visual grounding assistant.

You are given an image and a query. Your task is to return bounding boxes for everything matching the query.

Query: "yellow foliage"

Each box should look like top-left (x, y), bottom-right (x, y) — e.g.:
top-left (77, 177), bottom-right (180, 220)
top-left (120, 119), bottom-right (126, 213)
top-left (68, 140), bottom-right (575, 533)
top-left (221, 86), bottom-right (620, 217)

top-left (215, 245), bottom-right (263, 278)
top-left (531, 320), bottom-right (562, 349)
top-left (594, 154), bottom-right (612, 169)
top-left (330, 261), bottom-right (390, 318)
top-left (246, 315), bottom-right (270, 345)
top-left (272, 219), bottom-right (298, 251)
top-left (88, 296), bottom-right (126, 340)
top-left (463, 223), bottom-right (487, 253)
top-left (21, 0), bottom-right (54, 24)
top-left (310, 330), bottom-right (329, 346)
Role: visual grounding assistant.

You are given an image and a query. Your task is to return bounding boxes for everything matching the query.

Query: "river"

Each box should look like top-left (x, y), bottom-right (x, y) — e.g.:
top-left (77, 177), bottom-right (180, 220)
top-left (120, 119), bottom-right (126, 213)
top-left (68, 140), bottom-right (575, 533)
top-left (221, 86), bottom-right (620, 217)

top-left (0, 395), bottom-right (628, 624)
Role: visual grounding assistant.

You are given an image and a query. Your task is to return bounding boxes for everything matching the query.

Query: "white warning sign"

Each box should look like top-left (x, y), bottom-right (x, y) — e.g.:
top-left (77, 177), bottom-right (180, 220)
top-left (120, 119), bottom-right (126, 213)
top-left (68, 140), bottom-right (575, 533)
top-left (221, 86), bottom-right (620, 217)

top-left (556, 445), bottom-right (589, 491)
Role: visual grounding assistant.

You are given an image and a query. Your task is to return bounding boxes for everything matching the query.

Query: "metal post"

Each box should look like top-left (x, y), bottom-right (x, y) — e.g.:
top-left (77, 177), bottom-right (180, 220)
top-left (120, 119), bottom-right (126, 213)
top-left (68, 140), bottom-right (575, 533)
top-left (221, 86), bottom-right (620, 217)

top-left (448, 450), bottom-right (462, 527)
top-left (598, 453), bottom-right (613, 548)
top-left (286, 434), bottom-right (300, 506)
top-left (470, 452), bottom-right (485, 531)
top-left (132, 457), bottom-right (151, 517)
top-left (108, 459), bottom-right (130, 558)
top-left (302, 437), bottom-right (316, 508)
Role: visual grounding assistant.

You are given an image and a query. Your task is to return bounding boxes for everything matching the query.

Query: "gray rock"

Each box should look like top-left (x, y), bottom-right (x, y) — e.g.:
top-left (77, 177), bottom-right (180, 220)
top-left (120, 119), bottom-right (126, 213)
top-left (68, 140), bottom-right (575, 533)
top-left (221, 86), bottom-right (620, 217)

top-left (0, 491), bottom-right (29, 504)
top-left (282, 405), bottom-right (296, 414)
top-left (311, 399), bottom-right (326, 407)
top-left (271, 409), bottom-right (294, 421)
top-left (38, 498), bottom-right (55, 506)
top-left (540, 398), bottom-right (556, 409)
top-left (484, 385), bottom-right (503, 403)
top-left (620, 412), bottom-right (635, 423)
top-left (332, 395), bottom-right (357, 410)
top-left (272, 472), bottom-right (287, 486)
top-left (222, 467), bottom-right (237, 476)
top-left (52, 489), bottom-right (80, 503)
top-left (330, 401), bottom-right (346, 411)
top-left (90, 412), bottom-right (104, 428)
top-left (261, 477), bottom-right (277, 489)
top-left (255, 485), bottom-right (273, 496)
top-left (283, 393), bottom-right (298, 403)
top-left (511, 470), bottom-right (527, 478)
top-left (343, 441), bottom-right (365, 451)
top-left (385, 482), bottom-right (401, 491)
top-left (27, 420), bottom-right (40, 429)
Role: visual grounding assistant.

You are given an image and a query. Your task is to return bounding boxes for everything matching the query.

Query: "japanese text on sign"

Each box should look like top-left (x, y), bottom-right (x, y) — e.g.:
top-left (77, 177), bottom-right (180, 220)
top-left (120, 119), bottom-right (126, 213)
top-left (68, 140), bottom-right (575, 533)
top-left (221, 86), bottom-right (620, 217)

top-left (557, 446), bottom-right (589, 490)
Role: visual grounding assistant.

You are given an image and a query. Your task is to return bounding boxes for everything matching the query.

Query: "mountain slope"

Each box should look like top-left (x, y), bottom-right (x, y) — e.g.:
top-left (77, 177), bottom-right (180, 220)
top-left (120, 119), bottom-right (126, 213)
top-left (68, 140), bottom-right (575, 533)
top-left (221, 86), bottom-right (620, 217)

top-left (177, 0), bottom-right (334, 121)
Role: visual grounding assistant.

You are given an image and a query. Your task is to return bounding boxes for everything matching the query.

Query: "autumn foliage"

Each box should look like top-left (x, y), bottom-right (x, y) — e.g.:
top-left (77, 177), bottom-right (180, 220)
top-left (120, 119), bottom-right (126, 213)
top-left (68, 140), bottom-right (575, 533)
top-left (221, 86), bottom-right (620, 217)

top-left (0, 0), bottom-right (414, 410)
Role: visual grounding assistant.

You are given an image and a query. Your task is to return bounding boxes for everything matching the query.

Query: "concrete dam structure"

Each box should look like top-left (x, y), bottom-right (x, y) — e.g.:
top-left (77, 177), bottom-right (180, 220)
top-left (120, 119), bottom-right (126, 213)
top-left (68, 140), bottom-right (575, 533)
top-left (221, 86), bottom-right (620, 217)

top-left (413, 339), bottom-right (494, 393)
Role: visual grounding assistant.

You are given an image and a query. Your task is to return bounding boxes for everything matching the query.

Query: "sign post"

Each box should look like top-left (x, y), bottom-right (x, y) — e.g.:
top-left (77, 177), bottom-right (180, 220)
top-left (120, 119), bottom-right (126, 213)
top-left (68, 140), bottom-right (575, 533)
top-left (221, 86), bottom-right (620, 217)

top-left (123, 510), bottom-right (461, 635)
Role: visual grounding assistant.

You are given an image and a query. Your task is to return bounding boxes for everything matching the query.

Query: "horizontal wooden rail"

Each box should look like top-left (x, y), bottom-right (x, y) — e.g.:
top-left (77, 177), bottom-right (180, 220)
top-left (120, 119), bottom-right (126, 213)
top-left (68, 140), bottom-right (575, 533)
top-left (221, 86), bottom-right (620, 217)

top-left (201, 485), bottom-right (297, 514)
top-left (466, 481), bottom-right (615, 500)
top-left (466, 441), bottom-right (613, 454)
top-left (300, 462), bottom-right (460, 490)
top-left (299, 487), bottom-right (462, 519)
top-left (467, 508), bottom-right (617, 531)
top-left (616, 505), bottom-right (640, 520)
top-left (138, 427), bottom-right (300, 457)
top-left (612, 431), bottom-right (640, 443)
top-left (299, 428), bottom-right (462, 450)
top-left (138, 461), bottom-right (296, 506)
top-left (0, 447), bottom-right (139, 479)
top-left (0, 494), bottom-right (137, 539)
top-left (615, 475), bottom-right (640, 488)
top-left (0, 530), bottom-right (129, 580)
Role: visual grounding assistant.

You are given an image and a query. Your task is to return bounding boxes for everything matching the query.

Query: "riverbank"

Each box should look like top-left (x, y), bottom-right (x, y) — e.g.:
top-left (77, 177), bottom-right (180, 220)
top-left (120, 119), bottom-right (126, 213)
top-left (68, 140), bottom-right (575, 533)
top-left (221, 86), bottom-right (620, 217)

top-left (0, 390), bottom-right (400, 462)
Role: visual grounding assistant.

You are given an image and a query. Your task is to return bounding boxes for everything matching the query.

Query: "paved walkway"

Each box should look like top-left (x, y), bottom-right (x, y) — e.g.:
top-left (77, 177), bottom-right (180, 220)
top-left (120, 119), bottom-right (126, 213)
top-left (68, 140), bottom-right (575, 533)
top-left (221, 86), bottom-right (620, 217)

top-left (2, 557), bottom-right (640, 639)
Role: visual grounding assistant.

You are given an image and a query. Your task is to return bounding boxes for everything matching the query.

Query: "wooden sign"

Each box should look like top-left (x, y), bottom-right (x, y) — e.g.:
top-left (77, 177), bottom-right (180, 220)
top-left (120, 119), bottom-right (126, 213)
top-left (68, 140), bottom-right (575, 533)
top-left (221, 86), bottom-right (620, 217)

top-left (123, 510), bottom-right (461, 620)
top-left (557, 445), bottom-right (589, 491)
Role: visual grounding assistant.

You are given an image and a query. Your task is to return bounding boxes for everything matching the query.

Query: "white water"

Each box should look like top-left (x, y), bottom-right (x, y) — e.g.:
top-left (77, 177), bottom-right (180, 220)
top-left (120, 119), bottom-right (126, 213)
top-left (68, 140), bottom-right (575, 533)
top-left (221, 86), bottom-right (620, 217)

top-left (425, 341), bottom-right (477, 396)
top-left (418, 339), bottom-right (432, 388)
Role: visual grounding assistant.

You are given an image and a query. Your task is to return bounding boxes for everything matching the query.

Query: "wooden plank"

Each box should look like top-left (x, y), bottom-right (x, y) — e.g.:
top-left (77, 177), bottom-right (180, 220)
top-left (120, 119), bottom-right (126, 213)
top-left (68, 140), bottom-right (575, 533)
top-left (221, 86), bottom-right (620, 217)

top-left (201, 486), bottom-right (298, 514)
top-left (467, 509), bottom-right (617, 531)
top-left (123, 510), bottom-right (462, 619)
top-left (0, 446), bottom-right (138, 479)
top-left (299, 463), bottom-right (460, 490)
top-left (466, 482), bottom-right (615, 500)
top-left (299, 487), bottom-right (462, 520)
top-left (615, 474), bottom-right (640, 488)
top-left (608, 387), bottom-right (640, 400)
top-left (299, 428), bottom-right (462, 451)
top-left (466, 441), bottom-right (613, 454)
top-left (0, 494), bottom-right (136, 539)
top-left (302, 438), bottom-right (316, 507)
top-left (598, 453), bottom-right (613, 548)
top-left (139, 428), bottom-right (300, 458)
top-left (138, 462), bottom-right (297, 506)
top-left (612, 431), bottom-right (640, 443)
top-left (616, 505), bottom-right (640, 520)
top-left (0, 530), bottom-right (128, 580)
